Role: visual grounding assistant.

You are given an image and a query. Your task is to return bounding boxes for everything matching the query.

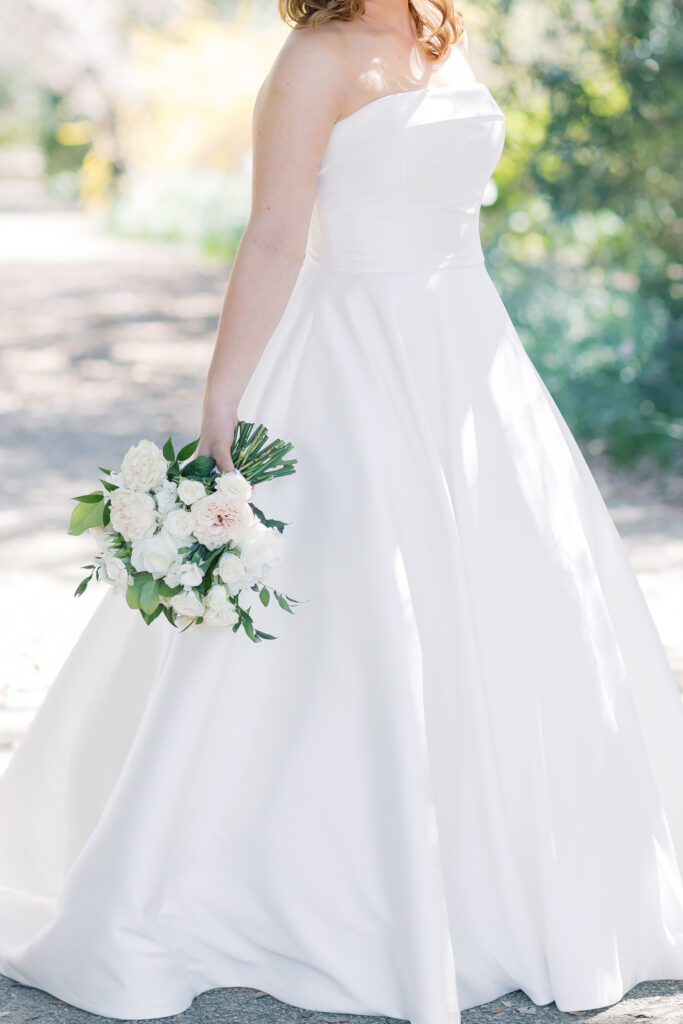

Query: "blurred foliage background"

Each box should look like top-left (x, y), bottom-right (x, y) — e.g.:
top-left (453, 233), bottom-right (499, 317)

top-left (0, 0), bottom-right (680, 471)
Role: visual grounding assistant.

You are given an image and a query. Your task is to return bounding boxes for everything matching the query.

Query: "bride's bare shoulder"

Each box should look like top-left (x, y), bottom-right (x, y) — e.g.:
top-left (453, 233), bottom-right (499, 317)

top-left (255, 22), bottom-right (351, 118)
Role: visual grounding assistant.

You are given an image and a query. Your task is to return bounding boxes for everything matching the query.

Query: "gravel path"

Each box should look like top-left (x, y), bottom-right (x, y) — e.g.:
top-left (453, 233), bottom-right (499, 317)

top-left (0, 180), bottom-right (681, 1023)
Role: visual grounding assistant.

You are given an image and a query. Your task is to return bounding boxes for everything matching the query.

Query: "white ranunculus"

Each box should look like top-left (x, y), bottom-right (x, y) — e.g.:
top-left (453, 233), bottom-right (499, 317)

top-left (215, 469), bottom-right (253, 505)
top-left (120, 439), bottom-right (168, 492)
top-left (191, 494), bottom-right (255, 550)
top-left (202, 585), bottom-right (239, 627)
top-left (177, 478), bottom-right (206, 505)
top-left (163, 507), bottom-right (194, 544)
top-left (109, 489), bottom-right (158, 543)
top-left (164, 561), bottom-right (204, 590)
top-left (170, 588), bottom-right (204, 620)
top-left (216, 551), bottom-right (252, 595)
top-left (238, 521), bottom-right (285, 578)
top-left (154, 478), bottom-right (179, 514)
top-left (130, 530), bottom-right (179, 579)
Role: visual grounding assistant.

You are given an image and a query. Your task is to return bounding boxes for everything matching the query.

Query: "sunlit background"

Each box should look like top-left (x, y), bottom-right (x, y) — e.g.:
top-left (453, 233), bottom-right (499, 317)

top-left (0, 0), bottom-right (681, 768)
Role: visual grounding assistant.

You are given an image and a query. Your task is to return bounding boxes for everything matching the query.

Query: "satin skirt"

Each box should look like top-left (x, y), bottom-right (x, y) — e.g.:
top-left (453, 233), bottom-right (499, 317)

top-left (1, 255), bottom-right (683, 1024)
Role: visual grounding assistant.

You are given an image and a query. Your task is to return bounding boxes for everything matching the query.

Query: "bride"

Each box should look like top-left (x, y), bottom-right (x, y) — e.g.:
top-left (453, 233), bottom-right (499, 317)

top-left (2, 1), bottom-right (683, 1022)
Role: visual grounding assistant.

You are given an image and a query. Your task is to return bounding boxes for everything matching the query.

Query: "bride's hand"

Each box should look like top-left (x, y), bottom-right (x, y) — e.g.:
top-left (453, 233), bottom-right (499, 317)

top-left (197, 406), bottom-right (239, 474)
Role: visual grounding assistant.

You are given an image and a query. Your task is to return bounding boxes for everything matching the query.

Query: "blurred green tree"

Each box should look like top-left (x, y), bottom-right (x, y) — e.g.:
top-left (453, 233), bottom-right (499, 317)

top-left (478, 0), bottom-right (682, 468)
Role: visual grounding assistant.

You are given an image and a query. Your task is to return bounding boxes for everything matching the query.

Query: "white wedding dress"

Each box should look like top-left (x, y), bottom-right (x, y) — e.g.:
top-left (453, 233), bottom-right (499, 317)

top-left (1, 80), bottom-right (683, 1024)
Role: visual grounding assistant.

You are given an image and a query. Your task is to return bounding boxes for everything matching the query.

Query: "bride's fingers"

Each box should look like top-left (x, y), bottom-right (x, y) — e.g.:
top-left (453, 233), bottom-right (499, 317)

top-left (212, 437), bottom-right (235, 474)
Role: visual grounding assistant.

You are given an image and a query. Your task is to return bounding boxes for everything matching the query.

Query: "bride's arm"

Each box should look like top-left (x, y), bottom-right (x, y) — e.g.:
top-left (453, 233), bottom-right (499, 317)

top-left (198, 29), bottom-right (348, 472)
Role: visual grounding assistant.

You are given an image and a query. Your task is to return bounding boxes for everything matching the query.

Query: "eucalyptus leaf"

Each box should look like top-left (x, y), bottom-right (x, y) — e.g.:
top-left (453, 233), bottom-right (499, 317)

top-left (140, 578), bottom-right (160, 615)
top-left (159, 580), bottom-right (182, 598)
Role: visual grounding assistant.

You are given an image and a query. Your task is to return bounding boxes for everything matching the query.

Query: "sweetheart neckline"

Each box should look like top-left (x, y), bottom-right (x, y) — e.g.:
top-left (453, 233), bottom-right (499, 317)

top-left (330, 81), bottom-right (492, 134)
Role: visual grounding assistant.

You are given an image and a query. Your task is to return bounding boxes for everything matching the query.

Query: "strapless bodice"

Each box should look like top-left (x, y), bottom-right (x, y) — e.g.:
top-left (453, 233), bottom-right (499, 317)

top-left (304, 82), bottom-right (506, 274)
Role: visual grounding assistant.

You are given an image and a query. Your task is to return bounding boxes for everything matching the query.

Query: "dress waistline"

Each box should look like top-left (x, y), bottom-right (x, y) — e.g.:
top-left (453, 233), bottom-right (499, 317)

top-left (303, 250), bottom-right (486, 274)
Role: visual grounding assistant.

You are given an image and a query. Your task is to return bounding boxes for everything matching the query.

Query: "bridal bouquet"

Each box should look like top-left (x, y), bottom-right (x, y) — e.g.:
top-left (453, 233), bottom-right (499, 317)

top-left (68, 422), bottom-right (301, 642)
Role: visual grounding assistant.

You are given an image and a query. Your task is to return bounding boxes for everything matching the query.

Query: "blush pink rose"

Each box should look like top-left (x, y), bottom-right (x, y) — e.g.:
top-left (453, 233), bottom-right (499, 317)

top-left (191, 494), bottom-right (255, 550)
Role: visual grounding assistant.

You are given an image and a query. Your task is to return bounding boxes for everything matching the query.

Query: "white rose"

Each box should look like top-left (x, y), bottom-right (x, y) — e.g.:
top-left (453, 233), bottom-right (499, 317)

top-left (215, 469), bottom-right (253, 505)
top-left (191, 494), bottom-right (255, 550)
top-left (164, 561), bottom-right (204, 589)
top-left (109, 489), bottom-right (158, 543)
top-left (163, 508), bottom-right (194, 544)
top-left (177, 478), bottom-right (206, 505)
top-left (216, 551), bottom-right (252, 595)
top-left (154, 479), bottom-right (179, 514)
top-left (120, 439), bottom-right (168, 492)
top-left (130, 530), bottom-right (179, 579)
top-left (101, 554), bottom-right (130, 587)
top-left (170, 588), bottom-right (204, 620)
top-left (238, 521), bottom-right (285, 578)
top-left (202, 585), bottom-right (239, 627)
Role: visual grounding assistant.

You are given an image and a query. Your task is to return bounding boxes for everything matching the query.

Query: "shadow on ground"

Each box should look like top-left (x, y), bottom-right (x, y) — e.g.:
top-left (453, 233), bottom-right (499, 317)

top-left (2, 974), bottom-right (683, 1023)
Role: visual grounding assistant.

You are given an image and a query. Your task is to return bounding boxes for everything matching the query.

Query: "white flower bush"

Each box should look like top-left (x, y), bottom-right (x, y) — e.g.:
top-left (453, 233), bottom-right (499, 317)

top-left (69, 426), bottom-right (301, 643)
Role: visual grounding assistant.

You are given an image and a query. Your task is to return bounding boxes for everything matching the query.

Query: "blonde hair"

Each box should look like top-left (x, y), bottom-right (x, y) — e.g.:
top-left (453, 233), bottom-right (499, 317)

top-left (278, 0), bottom-right (464, 62)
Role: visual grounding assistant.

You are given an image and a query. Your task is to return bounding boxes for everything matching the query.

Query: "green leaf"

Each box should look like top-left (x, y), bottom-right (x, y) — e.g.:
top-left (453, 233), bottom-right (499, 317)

top-left (276, 593), bottom-right (293, 613)
top-left (181, 455), bottom-right (216, 480)
top-left (200, 548), bottom-right (223, 576)
top-left (140, 604), bottom-right (163, 625)
top-left (71, 491), bottom-right (104, 504)
top-left (101, 478), bottom-right (118, 492)
top-left (177, 438), bottom-right (200, 462)
top-left (250, 503), bottom-right (288, 532)
top-left (126, 583), bottom-right (141, 610)
top-left (139, 578), bottom-right (160, 615)
top-left (162, 437), bottom-right (175, 461)
top-left (68, 497), bottom-right (105, 535)
top-left (98, 466), bottom-right (111, 475)
top-left (74, 577), bottom-right (90, 597)
top-left (158, 580), bottom-right (182, 598)
top-left (259, 586), bottom-right (270, 606)
top-left (254, 629), bottom-right (277, 640)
